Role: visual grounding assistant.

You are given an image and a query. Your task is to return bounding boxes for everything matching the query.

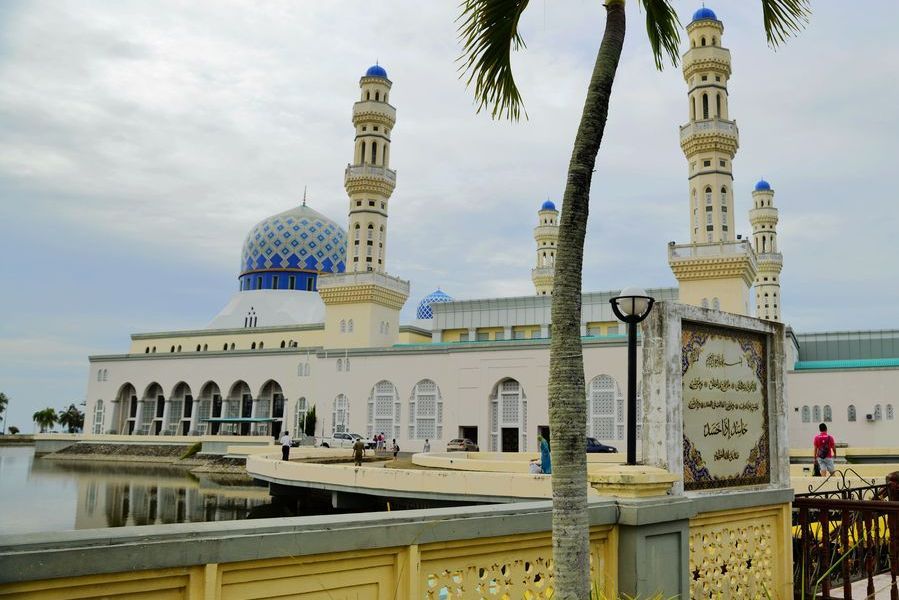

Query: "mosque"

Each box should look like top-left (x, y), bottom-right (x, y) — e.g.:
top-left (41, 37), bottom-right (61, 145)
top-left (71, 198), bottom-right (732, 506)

top-left (84, 8), bottom-right (898, 452)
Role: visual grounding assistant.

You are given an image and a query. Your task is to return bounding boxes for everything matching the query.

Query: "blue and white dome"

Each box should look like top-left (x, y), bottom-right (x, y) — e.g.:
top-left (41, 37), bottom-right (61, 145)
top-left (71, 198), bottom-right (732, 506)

top-left (541, 199), bottom-right (557, 211)
top-left (416, 289), bottom-right (453, 319)
top-left (239, 204), bottom-right (346, 291)
top-left (365, 64), bottom-right (388, 78)
top-left (754, 179), bottom-right (771, 191)
top-left (691, 7), bottom-right (717, 22)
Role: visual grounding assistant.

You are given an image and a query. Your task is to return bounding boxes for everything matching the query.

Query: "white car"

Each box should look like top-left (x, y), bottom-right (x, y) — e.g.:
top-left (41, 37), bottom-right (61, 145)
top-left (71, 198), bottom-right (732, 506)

top-left (316, 432), bottom-right (373, 449)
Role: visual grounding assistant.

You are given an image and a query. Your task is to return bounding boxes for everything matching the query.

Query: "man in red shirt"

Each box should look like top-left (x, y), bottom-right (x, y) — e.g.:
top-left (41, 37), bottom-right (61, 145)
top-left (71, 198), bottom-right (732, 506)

top-left (813, 423), bottom-right (836, 477)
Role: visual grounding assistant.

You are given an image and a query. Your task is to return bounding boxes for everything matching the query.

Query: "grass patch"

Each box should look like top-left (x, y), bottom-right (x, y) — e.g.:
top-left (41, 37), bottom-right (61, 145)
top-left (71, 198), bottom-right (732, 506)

top-left (180, 442), bottom-right (202, 460)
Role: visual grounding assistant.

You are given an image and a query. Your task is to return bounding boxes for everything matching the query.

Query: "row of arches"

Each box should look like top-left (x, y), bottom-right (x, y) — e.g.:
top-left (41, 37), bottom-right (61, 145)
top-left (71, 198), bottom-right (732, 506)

top-left (691, 91), bottom-right (727, 121)
top-left (97, 373), bottom-right (636, 450)
top-left (139, 339), bottom-right (300, 355)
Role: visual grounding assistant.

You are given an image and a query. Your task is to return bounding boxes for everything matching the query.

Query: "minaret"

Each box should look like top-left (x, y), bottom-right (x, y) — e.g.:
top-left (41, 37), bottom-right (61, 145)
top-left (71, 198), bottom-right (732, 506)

top-left (318, 64), bottom-right (409, 349)
top-left (531, 199), bottom-right (559, 295)
top-left (749, 179), bottom-right (783, 321)
top-left (668, 7), bottom-right (757, 315)
top-left (345, 64), bottom-right (396, 273)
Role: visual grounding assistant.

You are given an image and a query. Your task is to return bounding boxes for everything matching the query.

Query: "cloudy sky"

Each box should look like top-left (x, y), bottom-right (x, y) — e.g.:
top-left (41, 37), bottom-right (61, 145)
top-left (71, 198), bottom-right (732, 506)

top-left (1, 1), bottom-right (897, 430)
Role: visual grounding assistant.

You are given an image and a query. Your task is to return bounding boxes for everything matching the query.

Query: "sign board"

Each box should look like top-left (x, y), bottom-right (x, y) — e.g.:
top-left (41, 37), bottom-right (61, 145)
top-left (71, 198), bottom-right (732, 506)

top-left (681, 321), bottom-right (770, 490)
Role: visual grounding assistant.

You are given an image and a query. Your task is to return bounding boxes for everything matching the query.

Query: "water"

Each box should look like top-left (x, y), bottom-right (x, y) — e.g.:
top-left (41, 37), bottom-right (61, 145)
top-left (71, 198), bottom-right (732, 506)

top-left (0, 446), bottom-right (271, 535)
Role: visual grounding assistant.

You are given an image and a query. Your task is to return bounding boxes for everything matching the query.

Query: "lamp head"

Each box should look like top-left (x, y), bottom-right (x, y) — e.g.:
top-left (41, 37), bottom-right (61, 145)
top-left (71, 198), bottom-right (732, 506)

top-left (615, 286), bottom-right (650, 317)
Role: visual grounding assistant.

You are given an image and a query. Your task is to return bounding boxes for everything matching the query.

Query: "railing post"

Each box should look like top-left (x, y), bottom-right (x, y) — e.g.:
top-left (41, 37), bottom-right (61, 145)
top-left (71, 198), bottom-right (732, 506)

top-left (821, 510), bottom-right (831, 598)
top-left (800, 506), bottom-right (812, 600)
top-left (864, 510), bottom-right (876, 598)
top-left (889, 509), bottom-right (898, 600)
top-left (841, 507), bottom-right (852, 600)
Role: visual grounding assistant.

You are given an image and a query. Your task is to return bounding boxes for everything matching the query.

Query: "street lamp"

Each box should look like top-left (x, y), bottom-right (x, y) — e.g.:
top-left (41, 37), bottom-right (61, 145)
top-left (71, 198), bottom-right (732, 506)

top-left (610, 286), bottom-right (655, 465)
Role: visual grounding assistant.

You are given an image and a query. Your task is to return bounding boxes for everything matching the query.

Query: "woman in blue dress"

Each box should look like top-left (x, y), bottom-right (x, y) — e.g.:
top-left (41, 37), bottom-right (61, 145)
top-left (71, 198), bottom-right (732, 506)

top-left (538, 435), bottom-right (552, 474)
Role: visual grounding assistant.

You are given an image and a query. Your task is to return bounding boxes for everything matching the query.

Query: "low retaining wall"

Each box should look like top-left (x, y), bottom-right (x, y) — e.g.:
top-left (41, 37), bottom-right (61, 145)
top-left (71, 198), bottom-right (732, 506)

top-left (32, 434), bottom-right (272, 456)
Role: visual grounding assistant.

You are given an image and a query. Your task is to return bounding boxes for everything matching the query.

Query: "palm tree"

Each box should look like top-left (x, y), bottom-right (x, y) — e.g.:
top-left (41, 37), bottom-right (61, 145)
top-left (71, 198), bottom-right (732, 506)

top-left (32, 407), bottom-right (58, 433)
top-left (58, 404), bottom-right (85, 433)
top-left (0, 392), bottom-right (8, 434)
top-left (457, 1), bottom-right (808, 597)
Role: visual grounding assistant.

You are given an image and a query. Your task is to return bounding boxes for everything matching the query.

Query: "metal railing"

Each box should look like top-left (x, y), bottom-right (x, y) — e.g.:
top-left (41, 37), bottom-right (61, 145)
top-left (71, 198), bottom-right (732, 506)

top-left (344, 163), bottom-right (396, 181)
top-left (668, 239), bottom-right (754, 260)
top-left (679, 118), bottom-right (738, 141)
top-left (792, 472), bottom-right (899, 599)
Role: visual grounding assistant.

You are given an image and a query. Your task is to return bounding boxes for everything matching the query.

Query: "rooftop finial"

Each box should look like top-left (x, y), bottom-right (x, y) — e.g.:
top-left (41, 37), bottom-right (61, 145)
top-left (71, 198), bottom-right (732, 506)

top-left (302, 185), bottom-right (307, 207)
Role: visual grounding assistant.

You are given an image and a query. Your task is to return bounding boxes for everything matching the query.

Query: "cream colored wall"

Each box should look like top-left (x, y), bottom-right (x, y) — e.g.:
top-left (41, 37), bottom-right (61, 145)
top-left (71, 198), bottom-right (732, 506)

top-left (678, 277), bottom-right (750, 316)
top-left (128, 327), bottom-right (325, 355)
top-left (787, 367), bottom-right (899, 448)
top-left (322, 302), bottom-right (401, 349)
top-left (87, 339), bottom-right (633, 452)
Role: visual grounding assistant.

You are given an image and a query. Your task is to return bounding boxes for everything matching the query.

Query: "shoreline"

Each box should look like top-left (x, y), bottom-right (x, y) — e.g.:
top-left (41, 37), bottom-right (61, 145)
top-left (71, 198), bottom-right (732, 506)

top-left (39, 442), bottom-right (251, 477)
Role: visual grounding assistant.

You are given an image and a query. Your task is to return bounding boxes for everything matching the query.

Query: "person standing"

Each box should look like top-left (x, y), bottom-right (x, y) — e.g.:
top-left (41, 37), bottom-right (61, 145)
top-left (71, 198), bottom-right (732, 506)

top-left (392, 439), bottom-right (400, 459)
top-left (353, 437), bottom-right (365, 467)
top-left (538, 435), bottom-right (552, 475)
top-left (280, 430), bottom-right (291, 461)
top-left (423, 439), bottom-right (431, 453)
top-left (813, 423), bottom-right (836, 477)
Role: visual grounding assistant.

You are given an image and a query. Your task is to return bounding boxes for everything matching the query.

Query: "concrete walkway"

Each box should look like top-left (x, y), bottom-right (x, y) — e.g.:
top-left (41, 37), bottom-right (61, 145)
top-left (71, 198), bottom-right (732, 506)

top-left (827, 572), bottom-right (897, 599)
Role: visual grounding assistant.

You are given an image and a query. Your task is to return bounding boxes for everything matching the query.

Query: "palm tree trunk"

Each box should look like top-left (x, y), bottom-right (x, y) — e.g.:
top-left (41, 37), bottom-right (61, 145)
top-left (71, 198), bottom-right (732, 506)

top-left (549, 1), bottom-right (625, 598)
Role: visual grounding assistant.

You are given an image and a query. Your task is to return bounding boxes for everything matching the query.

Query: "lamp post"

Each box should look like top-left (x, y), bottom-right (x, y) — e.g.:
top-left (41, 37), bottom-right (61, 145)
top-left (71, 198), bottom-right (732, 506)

top-left (610, 287), bottom-right (655, 466)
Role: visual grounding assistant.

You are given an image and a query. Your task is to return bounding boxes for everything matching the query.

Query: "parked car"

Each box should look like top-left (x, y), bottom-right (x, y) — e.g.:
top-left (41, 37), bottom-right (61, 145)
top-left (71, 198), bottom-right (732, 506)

top-left (317, 432), bottom-right (373, 449)
top-left (586, 437), bottom-right (617, 453)
top-left (446, 438), bottom-right (479, 452)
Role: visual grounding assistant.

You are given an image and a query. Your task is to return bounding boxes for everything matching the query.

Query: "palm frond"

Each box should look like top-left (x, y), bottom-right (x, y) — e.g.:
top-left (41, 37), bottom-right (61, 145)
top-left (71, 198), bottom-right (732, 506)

top-left (638, 0), bottom-right (681, 70)
top-left (456, 0), bottom-right (530, 121)
top-left (760, 0), bottom-right (810, 48)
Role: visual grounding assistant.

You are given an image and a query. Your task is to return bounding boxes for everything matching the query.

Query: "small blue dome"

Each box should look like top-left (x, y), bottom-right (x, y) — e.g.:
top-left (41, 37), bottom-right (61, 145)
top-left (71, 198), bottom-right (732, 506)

top-left (416, 289), bottom-right (453, 320)
top-left (365, 64), bottom-right (388, 78)
top-left (691, 7), bottom-right (717, 22)
top-left (540, 199), bottom-right (557, 211)
top-left (754, 179), bottom-right (771, 191)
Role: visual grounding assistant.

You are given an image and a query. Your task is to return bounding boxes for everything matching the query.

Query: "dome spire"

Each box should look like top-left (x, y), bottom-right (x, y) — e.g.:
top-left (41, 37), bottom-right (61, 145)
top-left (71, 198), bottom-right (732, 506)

top-left (302, 185), bottom-right (307, 207)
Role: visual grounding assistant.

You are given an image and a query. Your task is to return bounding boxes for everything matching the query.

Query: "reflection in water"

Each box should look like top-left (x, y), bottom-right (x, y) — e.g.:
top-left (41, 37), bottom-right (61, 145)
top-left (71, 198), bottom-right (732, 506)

top-left (0, 446), bottom-right (270, 533)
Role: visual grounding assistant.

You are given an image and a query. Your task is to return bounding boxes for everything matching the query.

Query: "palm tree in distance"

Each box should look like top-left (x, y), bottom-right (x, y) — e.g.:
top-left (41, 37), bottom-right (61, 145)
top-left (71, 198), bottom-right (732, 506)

top-left (58, 404), bottom-right (85, 434)
top-left (33, 408), bottom-right (58, 433)
top-left (457, 1), bottom-right (809, 597)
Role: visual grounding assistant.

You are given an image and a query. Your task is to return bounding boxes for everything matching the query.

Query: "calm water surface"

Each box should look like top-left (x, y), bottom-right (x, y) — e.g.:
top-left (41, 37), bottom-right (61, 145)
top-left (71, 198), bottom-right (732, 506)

top-left (0, 446), bottom-right (271, 535)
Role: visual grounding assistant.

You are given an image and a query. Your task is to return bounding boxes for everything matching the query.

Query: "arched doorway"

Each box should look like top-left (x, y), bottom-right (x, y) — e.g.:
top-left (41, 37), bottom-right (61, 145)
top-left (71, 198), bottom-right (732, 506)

top-left (489, 378), bottom-right (527, 452)
top-left (255, 380), bottom-right (284, 437)
top-left (168, 382), bottom-right (193, 436)
top-left (113, 383), bottom-right (137, 435)
top-left (228, 381), bottom-right (252, 435)
top-left (138, 383), bottom-right (164, 435)
top-left (195, 382), bottom-right (221, 435)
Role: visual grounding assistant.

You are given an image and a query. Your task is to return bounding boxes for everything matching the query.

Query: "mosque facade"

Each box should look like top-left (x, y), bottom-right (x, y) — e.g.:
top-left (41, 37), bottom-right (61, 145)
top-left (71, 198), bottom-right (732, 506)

top-left (84, 9), bottom-right (898, 451)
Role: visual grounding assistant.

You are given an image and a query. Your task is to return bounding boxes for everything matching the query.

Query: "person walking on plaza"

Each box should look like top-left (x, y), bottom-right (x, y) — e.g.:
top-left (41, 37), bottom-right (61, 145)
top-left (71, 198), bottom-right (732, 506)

top-left (538, 434), bottom-right (552, 475)
top-left (813, 423), bottom-right (836, 477)
top-left (392, 439), bottom-right (400, 459)
top-left (423, 439), bottom-right (430, 453)
top-left (353, 437), bottom-right (365, 467)
top-left (279, 431), bottom-right (291, 461)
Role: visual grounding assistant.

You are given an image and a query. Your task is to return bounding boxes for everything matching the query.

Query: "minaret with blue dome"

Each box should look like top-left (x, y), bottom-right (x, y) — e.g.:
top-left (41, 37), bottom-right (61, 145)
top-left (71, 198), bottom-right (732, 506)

top-left (345, 63), bottom-right (396, 274)
top-left (317, 64), bottom-right (410, 349)
top-left (749, 179), bottom-right (784, 321)
top-left (532, 199), bottom-right (559, 295)
top-left (668, 7), bottom-right (758, 316)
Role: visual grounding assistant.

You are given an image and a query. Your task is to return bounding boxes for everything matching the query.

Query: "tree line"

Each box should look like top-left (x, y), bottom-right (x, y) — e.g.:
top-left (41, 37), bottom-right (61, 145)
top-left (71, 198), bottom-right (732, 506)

top-left (0, 392), bottom-right (85, 434)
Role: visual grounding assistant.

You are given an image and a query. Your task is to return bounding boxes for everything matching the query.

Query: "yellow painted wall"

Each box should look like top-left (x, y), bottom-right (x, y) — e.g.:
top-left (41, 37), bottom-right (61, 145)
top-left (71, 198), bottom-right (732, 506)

top-left (442, 328), bottom-right (468, 342)
top-left (0, 528), bottom-right (618, 600)
top-left (322, 302), bottom-right (401, 349)
top-left (128, 327), bottom-right (325, 355)
top-left (475, 327), bottom-right (504, 340)
top-left (397, 330), bottom-right (432, 344)
top-left (678, 276), bottom-right (751, 316)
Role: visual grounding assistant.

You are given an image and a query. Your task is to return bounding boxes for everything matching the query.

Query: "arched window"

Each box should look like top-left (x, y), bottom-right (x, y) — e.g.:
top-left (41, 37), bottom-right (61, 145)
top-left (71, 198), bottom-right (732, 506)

top-left (691, 97), bottom-right (696, 120)
top-left (712, 298), bottom-right (720, 310)
top-left (360, 141), bottom-right (365, 163)
top-left (705, 186), bottom-right (712, 205)
top-left (874, 404), bottom-right (882, 420)
top-left (170, 345), bottom-right (175, 353)
top-left (280, 340), bottom-right (286, 348)
top-left (92, 400), bottom-right (105, 434)
top-left (409, 379), bottom-right (443, 439)
top-left (304, 363), bottom-right (310, 376)
top-left (371, 141), bottom-right (377, 164)
top-left (348, 319), bottom-right (354, 333)
top-left (258, 341), bottom-right (263, 350)
top-left (297, 363), bottom-right (306, 376)
top-left (354, 223), bottom-right (360, 239)
top-left (223, 343), bottom-right (228, 351)
top-left (701, 36), bottom-right (706, 46)
top-left (368, 381), bottom-right (400, 439)
top-left (702, 93), bottom-right (709, 119)
top-left (701, 298), bottom-right (709, 309)
top-left (332, 394), bottom-right (349, 434)
top-left (823, 405), bottom-right (832, 422)
top-left (340, 320), bottom-right (346, 333)
top-left (887, 404), bottom-right (894, 420)
top-left (97, 369), bottom-right (102, 382)
top-left (176, 345), bottom-right (181, 352)
top-left (375, 90), bottom-right (380, 101)
top-left (295, 397), bottom-right (307, 436)
top-left (588, 375), bottom-right (625, 440)
top-left (337, 358), bottom-right (343, 372)
top-left (230, 343), bottom-right (235, 350)
top-left (367, 224), bottom-right (374, 240)
top-left (848, 405), bottom-right (856, 421)
top-left (716, 93), bottom-right (721, 117)
top-left (720, 186), bottom-right (727, 206)
top-left (345, 358), bottom-right (351, 372)
top-left (197, 344), bottom-right (201, 352)
top-left (801, 406), bottom-right (810, 423)
top-left (251, 342), bottom-right (257, 350)
top-left (812, 405), bottom-right (821, 422)
top-left (489, 379), bottom-right (527, 451)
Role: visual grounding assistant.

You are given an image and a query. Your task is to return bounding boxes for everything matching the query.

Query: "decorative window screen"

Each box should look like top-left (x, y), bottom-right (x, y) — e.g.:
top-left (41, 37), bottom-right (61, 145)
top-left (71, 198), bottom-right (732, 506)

top-left (333, 394), bottom-right (349, 433)
top-left (589, 374), bottom-right (624, 440)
